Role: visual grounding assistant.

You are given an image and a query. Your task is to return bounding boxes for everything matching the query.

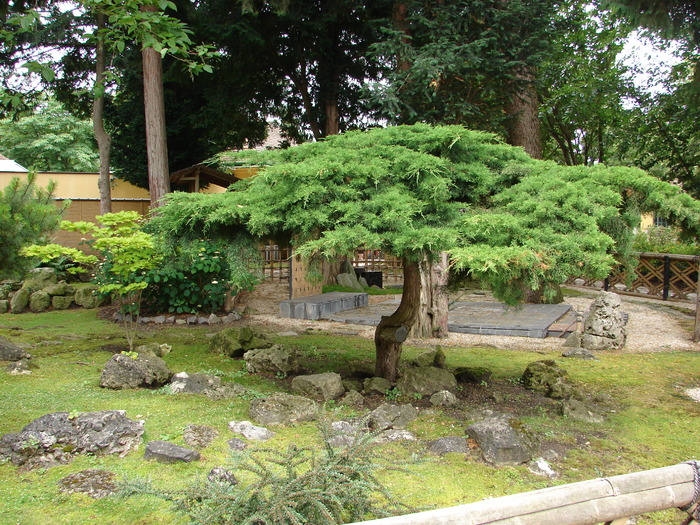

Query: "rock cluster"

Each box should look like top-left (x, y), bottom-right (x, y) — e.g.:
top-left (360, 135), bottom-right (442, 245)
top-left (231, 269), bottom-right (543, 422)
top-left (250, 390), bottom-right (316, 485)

top-left (0, 268), bottom-right (102, 314)
top-left (0, 410), bottom-right (144, 469)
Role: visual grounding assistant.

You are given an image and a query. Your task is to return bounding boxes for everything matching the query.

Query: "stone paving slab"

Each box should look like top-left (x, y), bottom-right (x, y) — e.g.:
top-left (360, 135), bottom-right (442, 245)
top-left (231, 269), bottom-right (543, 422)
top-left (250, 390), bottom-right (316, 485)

top-left (327, 298), bottom-right (573, 338)
top-left (280, 292), bottom-right (368, 320)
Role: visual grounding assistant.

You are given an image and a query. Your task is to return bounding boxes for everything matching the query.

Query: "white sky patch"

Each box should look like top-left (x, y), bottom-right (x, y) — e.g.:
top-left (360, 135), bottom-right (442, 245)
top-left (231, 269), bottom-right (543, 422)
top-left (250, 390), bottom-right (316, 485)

top-left (619, 31), bottom-right (684, 97)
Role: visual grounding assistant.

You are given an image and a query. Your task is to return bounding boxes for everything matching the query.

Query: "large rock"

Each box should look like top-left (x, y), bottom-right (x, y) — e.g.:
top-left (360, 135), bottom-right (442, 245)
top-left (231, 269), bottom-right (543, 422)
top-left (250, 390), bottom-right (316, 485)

top-left (99, 353), bottom-right (173, 389)
top-left (291, 373), bottom-right (345, 401)
top-left (144, 441), bottom-right (200, 463)
top-left (21, 268), bottom-right (57, 291)
top-left (427, 436), bottom-right (469, 456)
top-left (396, 367), bottom-right (457, 396)
top-left (74, 286), bottom-right (103, 309)
top-left (454, 367), bottom-right (492, 385)
top-left (10, 288), bottom-right (29, 313)
top-left (135, 342), bottom-right (171, 358)
top-left (581, 292), bottom-right (627, 350)
top-left (229, 421), bottom-right (276, 441)
top-left (521, 360), bottom-right (568, 397)
top-left (169, 372), bottom-right (221, 394)
top-left (0, 336), bottom-right (31, 361)
top-left (363, 377), bottom-right (392, 395)
top-left (0, 410), bottom-right (144, 469)
top-left (0, 300), bottom-right (8, 313)
top-left (466, 416), bottom-right (538, 465)
top-left (244, 345), bottom-right (300, 376)
top-left (51, 295), bottom-right (74, 310)
top-left (368, 403), bottom-right (418, 430)
top-left (29, 290), bottom-right (51, 312)
top-left (249, 393), bottom-right (318, 426)
top-left (44, 282), bottom-right (69, 296)
top-left (209, 327), bottom-right (270, 357)
top-left (411, 347), bottom-right (446, 368)
top-left (336, 272), bottom-right (364, 291)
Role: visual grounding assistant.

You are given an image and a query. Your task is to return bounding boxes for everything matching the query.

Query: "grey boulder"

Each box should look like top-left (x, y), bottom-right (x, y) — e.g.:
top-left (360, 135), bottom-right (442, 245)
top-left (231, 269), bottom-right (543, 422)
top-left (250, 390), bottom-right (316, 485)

top-left (99, 353), bottom-right (173, 389)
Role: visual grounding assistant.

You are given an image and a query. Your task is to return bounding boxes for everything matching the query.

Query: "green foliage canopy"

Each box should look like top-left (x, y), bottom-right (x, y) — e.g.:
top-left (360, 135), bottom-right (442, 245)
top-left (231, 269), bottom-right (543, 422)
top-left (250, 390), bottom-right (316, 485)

top-left (155, 124), bottom-right (700, 305)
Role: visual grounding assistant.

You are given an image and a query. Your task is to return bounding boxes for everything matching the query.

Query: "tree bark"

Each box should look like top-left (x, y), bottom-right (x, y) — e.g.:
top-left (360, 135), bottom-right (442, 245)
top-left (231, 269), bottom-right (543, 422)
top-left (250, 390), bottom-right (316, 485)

top-left (505, 65), bottom-right (542, 159)
top-left (93, 11), bottom-right (112, 215)
top-left (374, 257), bottom-right (421, 381)
top-left (412, 251), bottom-right (449, 338)
top-left (141, 5), bottom-right (170, 208)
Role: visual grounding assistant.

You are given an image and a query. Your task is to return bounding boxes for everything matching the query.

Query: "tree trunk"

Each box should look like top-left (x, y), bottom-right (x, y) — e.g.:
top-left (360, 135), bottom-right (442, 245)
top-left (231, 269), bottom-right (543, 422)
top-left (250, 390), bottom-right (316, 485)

top-left (141, 5), bottom-right (170, 208)
top-left (412, 251), bottom-right (449, 338)
top-left (93, 11), bottom-right (112, 215)
top-left (374, 257), bottom-right (421, 381)
top-left (505, 65), bottom-right (542, 159)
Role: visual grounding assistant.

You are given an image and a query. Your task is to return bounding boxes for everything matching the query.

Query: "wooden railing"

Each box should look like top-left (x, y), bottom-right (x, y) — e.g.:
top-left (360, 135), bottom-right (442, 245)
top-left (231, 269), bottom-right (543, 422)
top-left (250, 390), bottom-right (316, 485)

top-left (568, 252), bottom-right (699, 303)
top-left (349, 461), bottom-right (700, 525)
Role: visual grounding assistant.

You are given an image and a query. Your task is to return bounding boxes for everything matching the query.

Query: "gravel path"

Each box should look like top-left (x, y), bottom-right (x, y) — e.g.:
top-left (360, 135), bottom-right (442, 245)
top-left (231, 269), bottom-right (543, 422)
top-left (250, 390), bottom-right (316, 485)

top-left (244, 285), bottom-right (700, 355)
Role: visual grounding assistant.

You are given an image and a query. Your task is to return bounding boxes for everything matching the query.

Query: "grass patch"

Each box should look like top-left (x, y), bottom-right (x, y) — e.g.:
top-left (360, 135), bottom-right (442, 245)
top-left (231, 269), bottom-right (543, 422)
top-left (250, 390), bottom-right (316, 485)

top-left (322, 284), bottom-right (403, 295)
top-left (0, 308), bottom-right (699, 524)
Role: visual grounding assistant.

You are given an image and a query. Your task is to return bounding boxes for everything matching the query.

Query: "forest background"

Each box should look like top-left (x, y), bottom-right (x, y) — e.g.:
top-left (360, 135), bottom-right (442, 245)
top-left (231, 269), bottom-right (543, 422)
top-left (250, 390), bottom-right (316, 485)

top-left (1, 0), bottom-right (699, 203)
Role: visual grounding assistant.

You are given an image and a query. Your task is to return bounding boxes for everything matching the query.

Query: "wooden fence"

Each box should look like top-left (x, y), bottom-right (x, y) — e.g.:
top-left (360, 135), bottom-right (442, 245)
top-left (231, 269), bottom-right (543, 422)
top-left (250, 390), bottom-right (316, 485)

top-left (259, 244), bottom-right (290, 282)
top-left (569, 252), bottom-right (699, 303)
top-left (349, 461), bottom-right (700, 525)
top-left (351, 249), bottom-right (403, 285)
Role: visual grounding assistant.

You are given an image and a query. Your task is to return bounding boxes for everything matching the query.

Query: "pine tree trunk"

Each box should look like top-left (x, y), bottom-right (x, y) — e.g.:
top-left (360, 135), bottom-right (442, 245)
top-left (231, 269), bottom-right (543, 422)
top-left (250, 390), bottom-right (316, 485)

top-left (374, 257), bottom-right (420, 381)
top-left (93, 11), bottom-right (112, 215)
top-left (412, 251), bottom-right (449, 338)
top-left (505, 65), bottom-right (542, 159)
top-left (141, 5), bottom-right (170, 208)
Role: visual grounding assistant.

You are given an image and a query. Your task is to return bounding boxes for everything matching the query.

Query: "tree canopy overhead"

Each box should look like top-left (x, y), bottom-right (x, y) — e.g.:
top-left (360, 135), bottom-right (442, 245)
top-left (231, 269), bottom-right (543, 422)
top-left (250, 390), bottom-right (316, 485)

top-left (153, 123), bottom-right (700, 380)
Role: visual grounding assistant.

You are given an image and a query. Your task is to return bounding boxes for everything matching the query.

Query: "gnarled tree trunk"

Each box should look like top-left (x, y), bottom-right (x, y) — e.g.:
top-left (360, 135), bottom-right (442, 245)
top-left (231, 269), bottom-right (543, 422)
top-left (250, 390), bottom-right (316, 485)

top-left (505, 65), bottom-right (542, 159)
top-left (412, 251), bottom-right (449, 338)
top-left (374, 257), bottom-right (420, 381)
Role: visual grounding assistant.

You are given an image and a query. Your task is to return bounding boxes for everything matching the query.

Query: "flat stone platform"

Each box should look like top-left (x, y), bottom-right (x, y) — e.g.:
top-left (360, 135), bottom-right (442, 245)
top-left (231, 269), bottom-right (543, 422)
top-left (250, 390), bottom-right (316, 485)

top-left (326, 297), bottom-right (574, 338)
top-left (280, 292), bottom-right (368, 320)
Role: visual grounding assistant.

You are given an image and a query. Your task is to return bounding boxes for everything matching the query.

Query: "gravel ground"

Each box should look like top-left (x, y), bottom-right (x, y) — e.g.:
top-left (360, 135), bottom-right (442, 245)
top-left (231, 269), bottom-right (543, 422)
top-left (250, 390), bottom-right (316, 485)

top-left (242, 284), bottom-right (700, 354)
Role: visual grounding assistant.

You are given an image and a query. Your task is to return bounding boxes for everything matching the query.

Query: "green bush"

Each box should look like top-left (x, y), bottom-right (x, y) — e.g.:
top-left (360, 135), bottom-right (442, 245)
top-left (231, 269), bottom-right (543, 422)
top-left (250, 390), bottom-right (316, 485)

top-left (632, 226), bottom-right (700, 255)
top-left (141, 237), bottom-right (260, 314)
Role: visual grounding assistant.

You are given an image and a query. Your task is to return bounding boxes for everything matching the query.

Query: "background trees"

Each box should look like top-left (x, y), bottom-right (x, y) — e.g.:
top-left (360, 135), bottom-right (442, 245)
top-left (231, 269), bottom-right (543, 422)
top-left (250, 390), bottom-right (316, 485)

top-left (0, 99), bottom-right (99, 172)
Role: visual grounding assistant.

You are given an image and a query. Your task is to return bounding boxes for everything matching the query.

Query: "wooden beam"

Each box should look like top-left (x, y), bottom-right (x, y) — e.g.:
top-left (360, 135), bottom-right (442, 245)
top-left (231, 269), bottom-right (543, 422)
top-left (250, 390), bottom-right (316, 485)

top-left (349, 463), bottom-right (697, 525)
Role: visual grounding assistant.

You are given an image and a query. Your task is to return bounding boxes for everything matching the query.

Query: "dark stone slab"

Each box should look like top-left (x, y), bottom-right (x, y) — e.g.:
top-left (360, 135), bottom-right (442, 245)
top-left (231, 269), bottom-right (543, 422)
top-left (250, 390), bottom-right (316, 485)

top-left (279, 292), bottom-right (368, 320)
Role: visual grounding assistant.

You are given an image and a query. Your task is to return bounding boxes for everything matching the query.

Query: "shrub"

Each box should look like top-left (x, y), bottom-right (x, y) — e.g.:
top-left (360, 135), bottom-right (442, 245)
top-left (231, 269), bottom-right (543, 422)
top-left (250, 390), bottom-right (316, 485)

top-left (120, 423), bottom-right (410, 524)
top-left (632, 226), bottom-right (700, 255)
top-left (141, 236), bottom-right (260, 314)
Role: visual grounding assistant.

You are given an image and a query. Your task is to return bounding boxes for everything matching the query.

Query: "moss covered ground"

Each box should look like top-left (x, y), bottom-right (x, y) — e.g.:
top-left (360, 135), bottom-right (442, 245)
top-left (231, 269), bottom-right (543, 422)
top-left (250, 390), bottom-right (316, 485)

top-left (0, 307), bottom-right (698, 524)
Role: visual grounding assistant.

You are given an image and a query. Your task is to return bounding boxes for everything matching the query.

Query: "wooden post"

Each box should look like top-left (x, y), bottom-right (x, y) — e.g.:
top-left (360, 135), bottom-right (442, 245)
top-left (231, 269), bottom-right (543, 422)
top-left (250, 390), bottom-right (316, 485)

top-left (349, 462), bottom-right (698, 525)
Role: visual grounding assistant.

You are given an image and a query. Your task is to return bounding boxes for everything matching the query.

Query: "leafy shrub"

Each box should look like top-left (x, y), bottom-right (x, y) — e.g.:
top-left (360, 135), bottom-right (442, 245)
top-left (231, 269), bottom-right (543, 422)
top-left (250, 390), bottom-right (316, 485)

top-left (632, 226), bottom-right (700, 255)
top-left (141, 237), bottom-right (260, 314)
top-left (120, 423), bottom-right (410, 524)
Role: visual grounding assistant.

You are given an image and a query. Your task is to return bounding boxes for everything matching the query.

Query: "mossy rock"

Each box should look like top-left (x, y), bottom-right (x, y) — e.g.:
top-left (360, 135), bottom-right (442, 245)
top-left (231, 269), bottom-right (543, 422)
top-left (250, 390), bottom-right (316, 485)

top-left (10, 288), bottom-right (30, 313)
top-left (521, 360), bottom-right (568, 395)
top-left (52, 295), bottom-right (74, 310)
top-left (29, 291), bottom-right (51, 312)
top-left (454, 366), bottom-right (492, 385)
top-left (209, 327), bottom-right (270, 357)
